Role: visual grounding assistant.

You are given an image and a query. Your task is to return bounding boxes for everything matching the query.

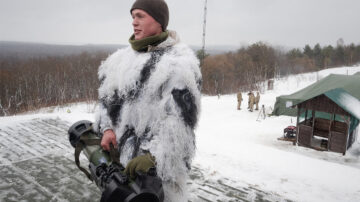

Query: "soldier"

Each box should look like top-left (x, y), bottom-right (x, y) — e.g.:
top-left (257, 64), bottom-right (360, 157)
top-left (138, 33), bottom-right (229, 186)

top-left (97, 0), bottom-right (201, 201)
top-left (250, 93), bottom-right (255, 112)
top-left (249, 92), bottom-right (255, 112)
top-left (237, 92), bottom-right (242, 110)
top-left (255, 92), bottom-right (260, 110)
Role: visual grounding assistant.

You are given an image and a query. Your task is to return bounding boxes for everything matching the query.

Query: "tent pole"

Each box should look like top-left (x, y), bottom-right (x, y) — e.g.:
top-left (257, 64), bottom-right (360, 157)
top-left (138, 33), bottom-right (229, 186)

top-left (296, 107), bottom-right (300, 146)
top-left (311, 110), bottom-right (315, 147)
top-left (328, 113), bottom-right (334, 151)
top-left (344, 116), bottom-right (351, 155)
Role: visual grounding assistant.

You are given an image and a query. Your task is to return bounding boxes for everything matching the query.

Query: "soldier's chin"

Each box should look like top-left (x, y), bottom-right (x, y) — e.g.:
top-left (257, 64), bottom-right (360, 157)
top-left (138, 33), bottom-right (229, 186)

top-left (134, 33), bottom-right (142, 40)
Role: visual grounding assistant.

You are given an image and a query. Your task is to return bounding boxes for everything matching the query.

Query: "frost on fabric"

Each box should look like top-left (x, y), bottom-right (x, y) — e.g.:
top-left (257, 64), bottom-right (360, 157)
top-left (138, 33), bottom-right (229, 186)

top-left (338, 92), bottom-right (360, 119)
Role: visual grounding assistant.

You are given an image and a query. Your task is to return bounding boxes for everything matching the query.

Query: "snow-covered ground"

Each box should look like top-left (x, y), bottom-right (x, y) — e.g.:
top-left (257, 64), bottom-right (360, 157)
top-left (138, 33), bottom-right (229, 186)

top-left (195, 66), bottom-right (360, 202)
top-left (1, 65), bottom-right (360, 202)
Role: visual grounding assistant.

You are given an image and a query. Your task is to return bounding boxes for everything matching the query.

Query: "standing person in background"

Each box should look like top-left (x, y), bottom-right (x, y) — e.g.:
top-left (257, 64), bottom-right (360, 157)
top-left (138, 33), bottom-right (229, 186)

top-left (95, 0), bottom-right (202, 201)
top-left (237, 92), bottom-right (243, 110)
top-left (255, 92), bottom-right (260, 110)
top-left (248, 91), bottom-right (255, 112)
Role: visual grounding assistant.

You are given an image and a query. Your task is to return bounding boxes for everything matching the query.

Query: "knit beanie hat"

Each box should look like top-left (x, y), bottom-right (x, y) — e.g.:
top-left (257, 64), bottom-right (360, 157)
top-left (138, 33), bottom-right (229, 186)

top-left (130, 0), bottom-right (169, 31)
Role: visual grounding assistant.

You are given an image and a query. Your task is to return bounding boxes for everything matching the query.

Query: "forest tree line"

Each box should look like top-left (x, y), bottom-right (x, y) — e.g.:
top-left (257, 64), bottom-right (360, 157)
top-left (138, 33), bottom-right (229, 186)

top-left (1, 40), bottom-right (360, 116)
top-left (0, 52), bottom-right (107, 115)
top-left (200, 40), bottom-right (360, 95)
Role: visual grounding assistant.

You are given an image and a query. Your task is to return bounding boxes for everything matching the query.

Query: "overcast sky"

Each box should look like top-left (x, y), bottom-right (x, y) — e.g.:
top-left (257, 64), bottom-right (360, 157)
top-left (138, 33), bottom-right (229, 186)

top-left (0, 0), bottom-right (359, 48)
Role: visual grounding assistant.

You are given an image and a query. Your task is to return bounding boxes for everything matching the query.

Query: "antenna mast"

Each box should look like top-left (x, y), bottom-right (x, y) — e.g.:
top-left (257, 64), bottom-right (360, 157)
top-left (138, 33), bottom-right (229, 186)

top-left (201, 0), bottom-right (208, 67)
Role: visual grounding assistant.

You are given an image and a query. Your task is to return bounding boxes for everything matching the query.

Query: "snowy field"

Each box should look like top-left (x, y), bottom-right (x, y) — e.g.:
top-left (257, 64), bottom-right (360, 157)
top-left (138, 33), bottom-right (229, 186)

top-left (194, 66), bottom-right (360, 202)
top-left (1, 65), bottom-right (360, 202)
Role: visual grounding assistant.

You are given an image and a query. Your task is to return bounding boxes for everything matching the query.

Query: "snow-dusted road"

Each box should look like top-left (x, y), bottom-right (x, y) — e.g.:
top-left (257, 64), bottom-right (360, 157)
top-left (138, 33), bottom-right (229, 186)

top-left (0, 117), bottom-right (291, 202)
top-left (0, 118), bottom-right (100, 201)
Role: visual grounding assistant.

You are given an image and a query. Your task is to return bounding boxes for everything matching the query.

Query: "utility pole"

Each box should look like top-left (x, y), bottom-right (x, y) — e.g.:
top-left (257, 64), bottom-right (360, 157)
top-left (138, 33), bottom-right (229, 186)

top-left (201, 0), bottom-right (208, 68)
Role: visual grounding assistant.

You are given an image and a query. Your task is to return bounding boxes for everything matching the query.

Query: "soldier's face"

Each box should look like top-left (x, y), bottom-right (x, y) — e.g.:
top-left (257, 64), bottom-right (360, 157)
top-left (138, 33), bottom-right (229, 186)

top-left (131, 9), bottom-right (162, 40)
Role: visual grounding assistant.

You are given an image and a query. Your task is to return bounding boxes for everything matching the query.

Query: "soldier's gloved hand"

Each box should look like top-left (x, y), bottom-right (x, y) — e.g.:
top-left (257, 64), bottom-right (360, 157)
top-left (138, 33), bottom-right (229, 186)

top-left (125, 153), bottom-right (155, 179)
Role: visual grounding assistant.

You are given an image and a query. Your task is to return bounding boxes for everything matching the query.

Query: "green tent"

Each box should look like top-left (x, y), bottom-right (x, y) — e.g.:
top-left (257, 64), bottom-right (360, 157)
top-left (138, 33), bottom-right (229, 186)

top-left (273, 74), bottom-right (360, 117)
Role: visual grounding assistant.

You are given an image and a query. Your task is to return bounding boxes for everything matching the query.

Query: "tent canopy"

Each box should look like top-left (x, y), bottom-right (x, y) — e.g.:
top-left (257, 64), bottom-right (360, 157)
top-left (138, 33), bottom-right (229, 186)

top-left (273, 74), bottom-right (360, 117)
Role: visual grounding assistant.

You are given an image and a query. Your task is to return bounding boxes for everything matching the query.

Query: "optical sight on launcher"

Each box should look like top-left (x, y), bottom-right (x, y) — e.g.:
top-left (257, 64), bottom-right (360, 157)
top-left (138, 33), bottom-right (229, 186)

top-left (68, 120), bottom-right (164, 202)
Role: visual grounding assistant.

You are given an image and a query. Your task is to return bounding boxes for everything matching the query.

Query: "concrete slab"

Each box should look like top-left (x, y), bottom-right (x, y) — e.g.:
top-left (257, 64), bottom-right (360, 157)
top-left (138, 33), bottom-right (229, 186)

top-left (0, 118), bottom-right (291, 202)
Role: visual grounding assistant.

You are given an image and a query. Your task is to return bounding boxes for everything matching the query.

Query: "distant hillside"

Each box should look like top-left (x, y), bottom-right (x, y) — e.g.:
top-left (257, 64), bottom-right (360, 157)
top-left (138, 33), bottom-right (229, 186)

top-left (191, 45), bottom-right (239, 55)
top-left (0, 41), bottom-right (237, 60)
top-left (0, 41), bottom-right (125, 60)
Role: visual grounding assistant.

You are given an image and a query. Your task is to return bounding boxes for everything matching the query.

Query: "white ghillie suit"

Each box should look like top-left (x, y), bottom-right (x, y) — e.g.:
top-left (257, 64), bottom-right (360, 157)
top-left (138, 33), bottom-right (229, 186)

top-left (94, 31), bottom-right (202, 201)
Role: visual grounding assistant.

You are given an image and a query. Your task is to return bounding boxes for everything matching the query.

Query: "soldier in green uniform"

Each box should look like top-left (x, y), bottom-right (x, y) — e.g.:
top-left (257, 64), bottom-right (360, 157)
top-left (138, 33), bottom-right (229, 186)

top-left (237, 92), bottom-right (243, 110)
top-left (248, 91), bottom-right (255, 112)
top-left (255, 92), bottom-right (260, 110)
